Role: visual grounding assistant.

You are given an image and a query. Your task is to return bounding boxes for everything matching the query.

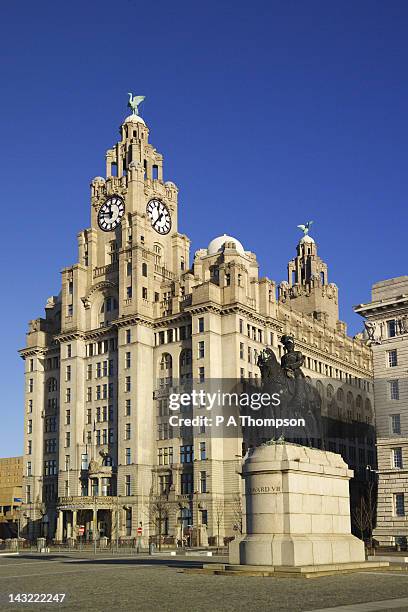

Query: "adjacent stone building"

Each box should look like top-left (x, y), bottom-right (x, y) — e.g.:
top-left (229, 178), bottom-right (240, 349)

top-left (19, 104), bottom-right (374, 544)
top-left (0, 456), bottom-right (23, 531)
top-left (355, 277), bottom-right (408, 546)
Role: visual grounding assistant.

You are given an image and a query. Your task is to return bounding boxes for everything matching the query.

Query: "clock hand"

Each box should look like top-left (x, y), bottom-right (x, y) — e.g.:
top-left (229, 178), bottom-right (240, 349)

top-left (153, 212), bottom-right (164, 227)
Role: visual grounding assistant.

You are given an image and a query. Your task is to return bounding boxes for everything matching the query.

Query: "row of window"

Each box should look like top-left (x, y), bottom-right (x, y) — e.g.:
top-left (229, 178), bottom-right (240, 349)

top-left (157, 443), bottom-right (207, 465)
top-left (86, 383), bottom-right (115, 402)
top-left (86, 339), bottom-right (117, 357)
top-left (86, 360), bottom-right (115, 379)
top-left (155, 326), bottom-right (193, 346)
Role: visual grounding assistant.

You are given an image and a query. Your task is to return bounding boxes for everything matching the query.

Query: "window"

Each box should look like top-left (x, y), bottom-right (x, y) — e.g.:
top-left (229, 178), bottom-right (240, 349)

top-left (67, 304), bottom-right (73, 316)
top-left (142, 287), bottom-right (148, 299)
top-left (65, 455), bottom-right (70, 471)
top-left (181, 472), bottom-right (193, 494)
top-left (198, 317), bottom-right (204, 333)
top-left (28, 399), bottom-right (33, 413)
top-left (27, 419), bottom-right (32, 434)
top-left (391, 414), bottom-right (401, 435)
top-left (393, 448), bottom-right (403, 469)
top-left (388, 350), bottom-right (398, 367)
top-left (200, 471), bottom-right (207, 493)
top-left (27, 440), bottom-right (32, 455)
top-left (65, 409), bottom-right (71, 425)
top-left (125, 399), bottom-right (131, 416)
top-left (29, 358), bottom-right (34, 372)
top-left (65, 365), bottom-right (71, 381)
top-left (87, 387), bottom-right (92, 402)
top-left (81, 453), bottom-right (88, 470)
top-left (96, 362), bottom-right (101, 378)
top-left (125, 475), bottom-right (131, 496)
top-left (199, 367), bottom-right (205, 383)
top-left (180, 445), bottom-right (193, 463)
top-left (125, 423), bottom-right (131, 440)
top-left (65, 432), bottom-right (70, 448)
top-left (45, 438), bottom-right (57, 454)
top-left (28, 378), bottom-right (33, 393)
top-left (200, 442), bottom-right (206, 460)
top-left (26, 485), bottom-right (31, 503)
top-left (158, 447), bottom-right (173, 465)
top-left (240, 343), bottom-right (244, 359)
top-left (127, 286), bottom-right (132, 298)
top-left (102, 361), bottom-right (108, 377)
top-left (127, 261), bottom-right (132, 276)
top-left (387, 320), bottom-right (397, 338)
top-left (142, 263), bottom-right (148, 277)
top-left (389, 380), bottom-right (400, 400)
top-left (126, 329), bottom-right (131, 343)
top-left (66, 388), bottom-right (71, 403)
top-left (87, 364), bottom-right (92, 380)
top-left (126, 448), bottom-right (131, 465)
top-left (202, 509), bottom-right (208, 525)
top-left (26, 461), bottom-right (32, 476)
top-left (158, 474), bottom-right (170, 495)
top-left (395, 493), bottom-right (405, 516)
top-left (198, 341), bottom-right (205, 359)
top-left (125, 352), bottom-right (131, 368)
top-left (125, 508), bottom-right (132, 536)
top-left (239, 319), bottom-right (243, 334)
top-left (125, 376), bottom-right (131, 392)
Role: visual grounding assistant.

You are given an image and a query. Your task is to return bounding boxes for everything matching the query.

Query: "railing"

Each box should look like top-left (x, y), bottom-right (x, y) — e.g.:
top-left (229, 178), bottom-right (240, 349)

top-left (93, 261), bottom-right (119, 279)
top-left (154, 264), bottom-right (176, 280)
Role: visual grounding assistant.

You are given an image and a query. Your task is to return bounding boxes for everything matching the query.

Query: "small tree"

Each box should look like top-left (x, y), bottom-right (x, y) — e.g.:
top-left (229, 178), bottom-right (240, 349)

top-left (365, 481), bottom-right (377, 549)
top-left (149, 497), bottom-right (169, 552)
top-left (353, 496), bottom-right (368, 542)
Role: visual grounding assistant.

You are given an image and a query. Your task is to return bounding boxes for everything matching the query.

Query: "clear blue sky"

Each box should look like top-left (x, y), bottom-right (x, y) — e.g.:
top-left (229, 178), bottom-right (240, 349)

top-left (1, 0), bottom-right (407, 457)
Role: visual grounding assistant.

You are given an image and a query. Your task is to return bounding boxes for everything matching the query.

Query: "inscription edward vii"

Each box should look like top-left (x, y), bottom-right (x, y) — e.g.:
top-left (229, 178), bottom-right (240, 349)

top-left (246, 485), bottom-right (281, 495)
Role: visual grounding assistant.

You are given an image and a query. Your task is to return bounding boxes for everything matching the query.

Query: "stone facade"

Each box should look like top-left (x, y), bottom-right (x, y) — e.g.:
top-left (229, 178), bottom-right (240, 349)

top-left (19, 108), bottom-right (374, 544)
top-left (355, 276), bottom-right (408, 546)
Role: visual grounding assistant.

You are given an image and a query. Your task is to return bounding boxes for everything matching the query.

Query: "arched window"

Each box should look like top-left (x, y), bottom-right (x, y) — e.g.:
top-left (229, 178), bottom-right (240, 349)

top-left (180, 349), bottom-right (192, 368)
top-left (316, 380), bottom-right (324, 398)
top-left (336, 388), bottom-right (344, 403)
top-left (154, 244), bottom-right (162, 266)
top-left (356, 395), bottom-right (362, 409)
top-left (326, 384), bottom-right (334, 400)
top-left (347, 392), bottom-right (354, 407)
top-left (160, 353), bottom-right (172, 371)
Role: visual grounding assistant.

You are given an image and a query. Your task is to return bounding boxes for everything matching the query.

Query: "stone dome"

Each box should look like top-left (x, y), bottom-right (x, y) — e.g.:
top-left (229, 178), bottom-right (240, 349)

top-left (207, 234), bottom-right (245, 256)
top-left (299, 234), bottom-right (315, 244)
top-left (123, 114), bottom-right (146, 126)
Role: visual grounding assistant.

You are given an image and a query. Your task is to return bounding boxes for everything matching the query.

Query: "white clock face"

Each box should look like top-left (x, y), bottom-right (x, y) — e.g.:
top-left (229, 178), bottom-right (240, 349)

top-left (146, 199), bottom-right (171, 235)
top-left (98, 196), bottom-right (125, 232)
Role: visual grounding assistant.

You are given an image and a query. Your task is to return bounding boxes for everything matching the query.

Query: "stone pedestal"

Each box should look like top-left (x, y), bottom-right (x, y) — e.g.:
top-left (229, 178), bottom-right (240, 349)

top-left (229, 442), bottom-right (365, 567)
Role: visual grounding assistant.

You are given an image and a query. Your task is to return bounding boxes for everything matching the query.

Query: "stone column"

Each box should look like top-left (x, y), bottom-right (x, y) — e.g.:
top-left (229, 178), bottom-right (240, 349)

top-left (72, 510), bottom-right (77, 539)
top-left (93, 508), bottom-right (98, 538)
top-left (56, 511), bottom-right (63, 542)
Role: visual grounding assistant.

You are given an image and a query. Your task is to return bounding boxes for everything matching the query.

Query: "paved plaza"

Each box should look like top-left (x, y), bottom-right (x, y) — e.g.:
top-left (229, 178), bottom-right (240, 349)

top-left (1, 553), bottom-right (408, 611)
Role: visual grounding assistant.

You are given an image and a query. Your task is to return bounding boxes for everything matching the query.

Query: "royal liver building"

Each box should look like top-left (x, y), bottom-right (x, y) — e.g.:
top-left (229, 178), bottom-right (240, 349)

top-left (20, 99), bottom-right (374, 544)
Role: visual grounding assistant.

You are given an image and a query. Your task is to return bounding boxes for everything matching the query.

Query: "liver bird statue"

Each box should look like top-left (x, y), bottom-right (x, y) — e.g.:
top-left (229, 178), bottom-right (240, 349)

top-left (297, 221), bottom-right (313, 236)
top-left (127, 93), bottom-right (145, 116)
